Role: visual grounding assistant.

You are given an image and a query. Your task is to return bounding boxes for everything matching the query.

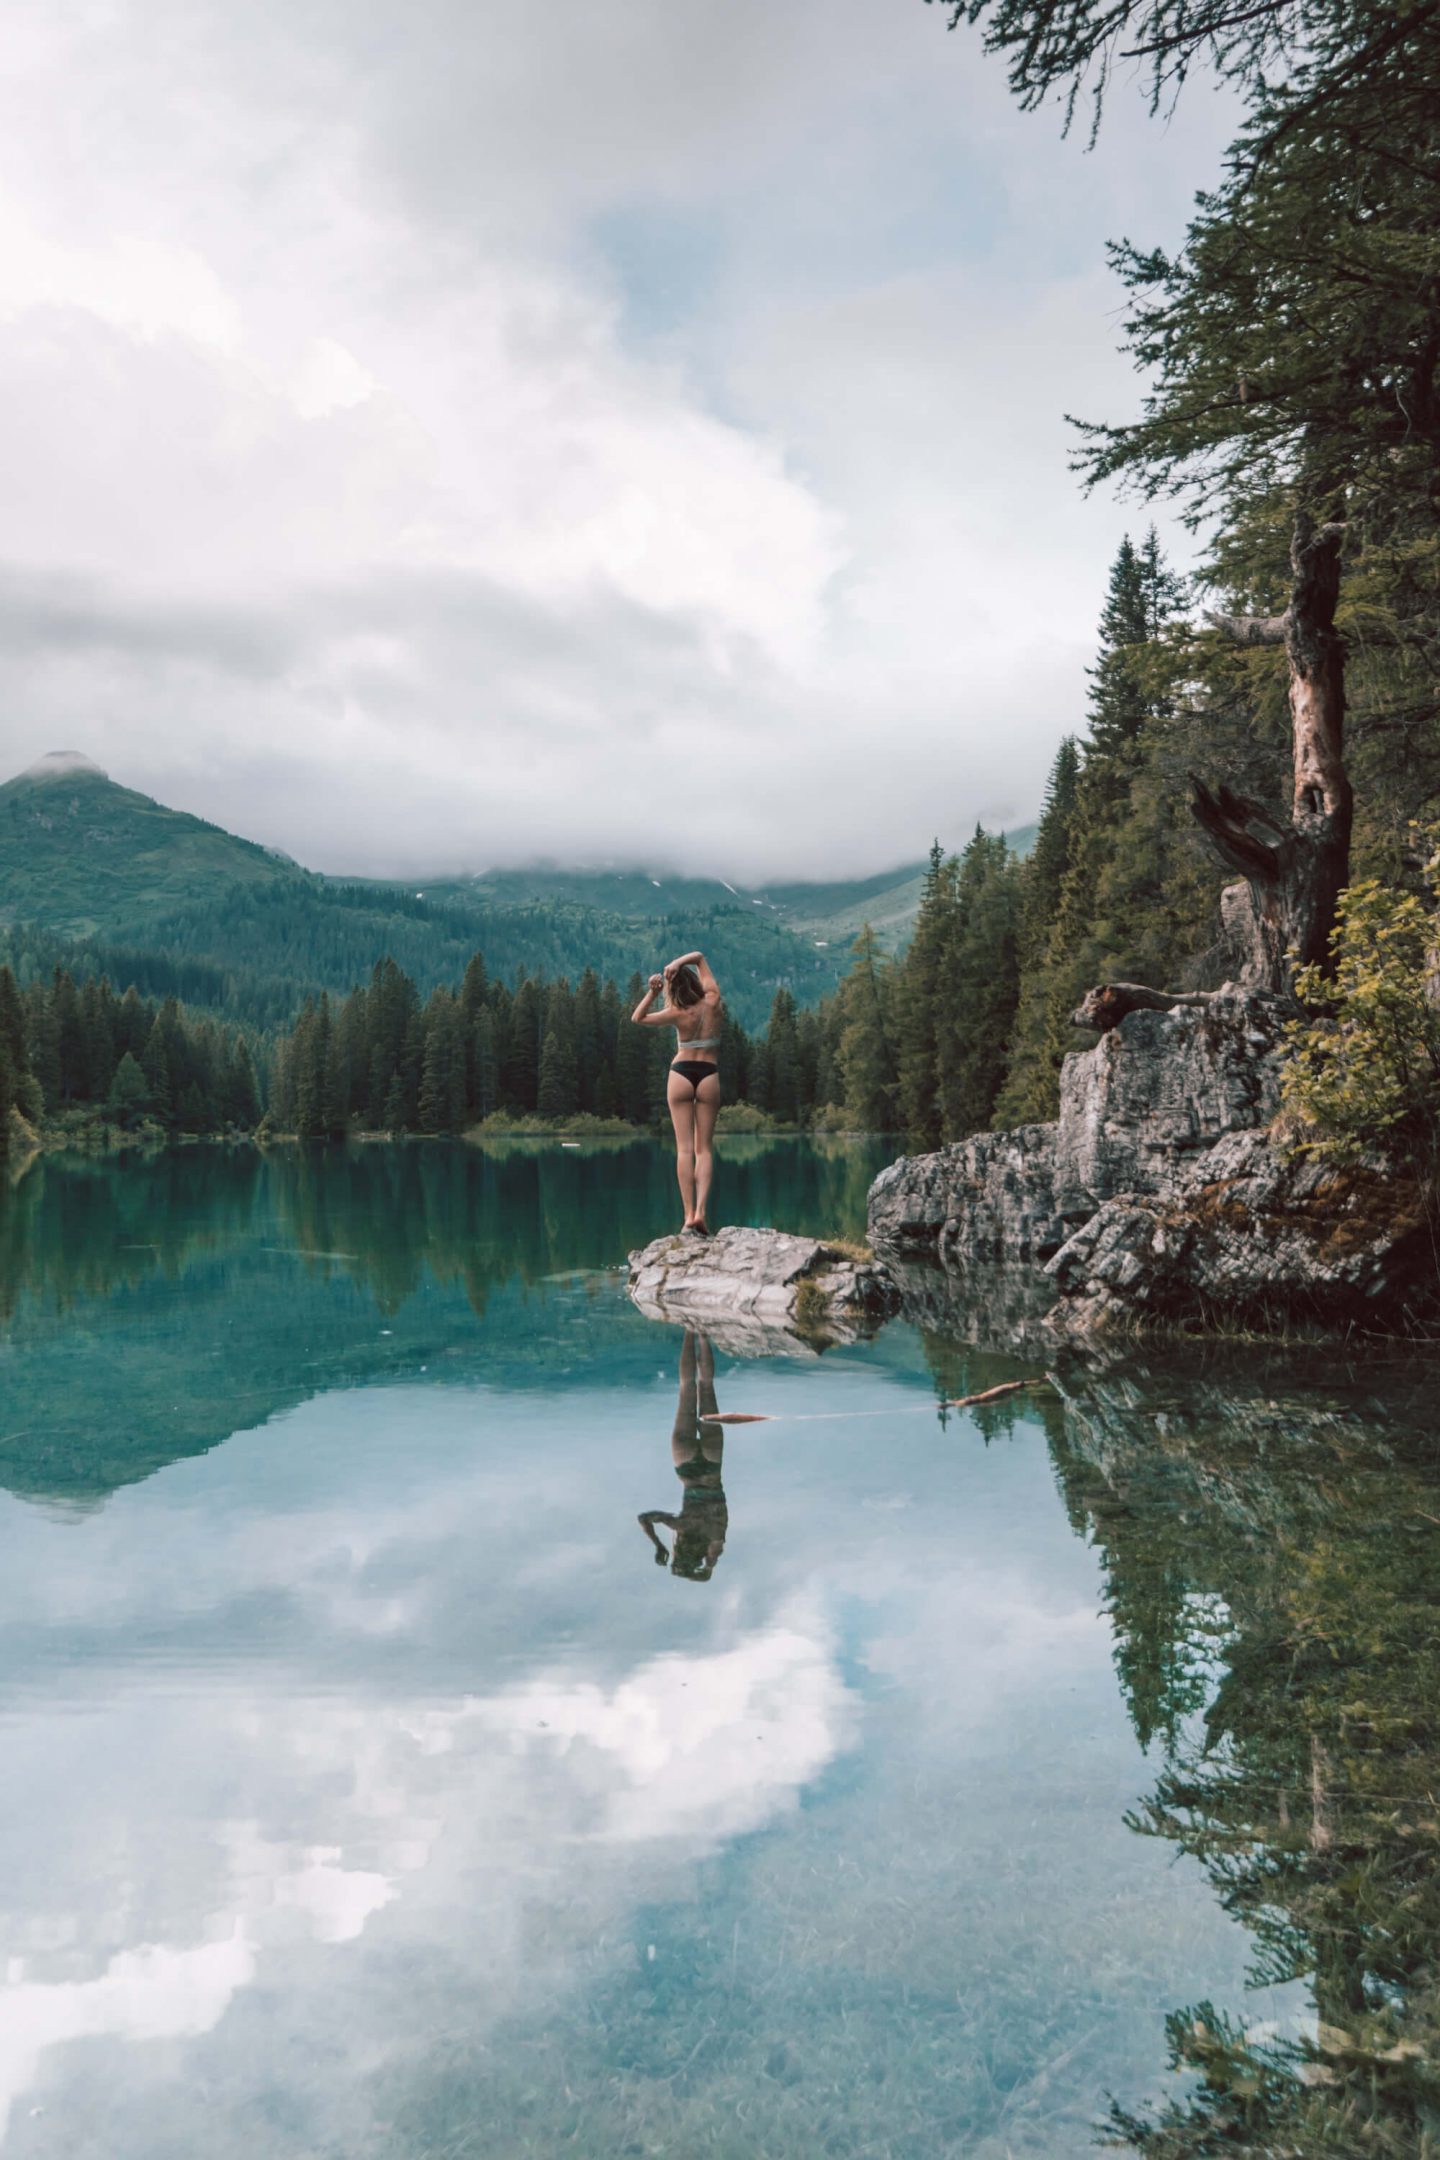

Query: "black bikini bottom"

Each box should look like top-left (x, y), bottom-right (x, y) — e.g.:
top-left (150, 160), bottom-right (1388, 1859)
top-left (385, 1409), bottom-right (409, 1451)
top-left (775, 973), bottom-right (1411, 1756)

top-left (671, 1060), bottom-right (719, 1092)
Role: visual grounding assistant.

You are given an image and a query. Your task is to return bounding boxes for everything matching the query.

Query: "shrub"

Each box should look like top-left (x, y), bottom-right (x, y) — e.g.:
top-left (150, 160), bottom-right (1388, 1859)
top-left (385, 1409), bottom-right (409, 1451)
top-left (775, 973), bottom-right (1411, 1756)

top-left (715, 1101), bottom-right (781, 1133)
top-left (1280, 840), bottom-right (1440, 1171)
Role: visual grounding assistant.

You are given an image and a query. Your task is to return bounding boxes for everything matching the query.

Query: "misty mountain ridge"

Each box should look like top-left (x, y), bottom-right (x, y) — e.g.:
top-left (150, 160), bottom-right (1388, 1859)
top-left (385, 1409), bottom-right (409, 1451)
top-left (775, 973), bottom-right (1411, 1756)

top-left (0, 755), bottom-right (1032, 1030)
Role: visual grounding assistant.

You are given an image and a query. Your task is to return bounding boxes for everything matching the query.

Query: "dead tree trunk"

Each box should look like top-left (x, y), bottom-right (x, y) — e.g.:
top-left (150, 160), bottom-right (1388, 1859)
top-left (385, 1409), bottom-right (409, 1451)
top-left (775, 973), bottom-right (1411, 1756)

top-left (1195, 509), bottom-right (1353, 993)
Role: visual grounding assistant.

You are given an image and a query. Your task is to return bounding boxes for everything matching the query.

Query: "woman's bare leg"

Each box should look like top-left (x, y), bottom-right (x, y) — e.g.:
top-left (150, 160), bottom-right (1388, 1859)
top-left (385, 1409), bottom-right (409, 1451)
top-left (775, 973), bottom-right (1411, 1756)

top-left (693, 1074), bottom-right (720, 1228)
top-left (666, 1075), bottom-right (698, 1225)
top-left (694, 1330), bottom-right (722, 1462)
top-left (671, 1328), bottom-right (698, 1461)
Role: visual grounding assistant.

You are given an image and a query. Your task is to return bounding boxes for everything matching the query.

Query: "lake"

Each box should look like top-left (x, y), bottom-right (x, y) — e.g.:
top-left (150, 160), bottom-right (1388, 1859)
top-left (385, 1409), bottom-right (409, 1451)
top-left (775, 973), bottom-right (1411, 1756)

top-left (0, 1139), bottom-right (1436, 2158)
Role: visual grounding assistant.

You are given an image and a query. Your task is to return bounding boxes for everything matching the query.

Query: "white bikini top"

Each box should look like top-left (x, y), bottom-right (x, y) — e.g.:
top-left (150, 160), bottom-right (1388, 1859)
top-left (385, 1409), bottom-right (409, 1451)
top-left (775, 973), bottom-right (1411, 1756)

top-left (676, 1033), bottom-right (721, 1051)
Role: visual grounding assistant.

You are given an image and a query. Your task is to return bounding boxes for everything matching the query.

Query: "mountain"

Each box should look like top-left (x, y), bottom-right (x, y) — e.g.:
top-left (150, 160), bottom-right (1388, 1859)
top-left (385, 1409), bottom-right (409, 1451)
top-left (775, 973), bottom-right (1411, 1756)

top-left (0, 753), bottom-right (296, 937)
top-left (0, 756), bottom-right (1035, 1030)
top-left (419, 859), bottom-right (935, 957)
top-left (419, 822), bottom-right (1036, 961)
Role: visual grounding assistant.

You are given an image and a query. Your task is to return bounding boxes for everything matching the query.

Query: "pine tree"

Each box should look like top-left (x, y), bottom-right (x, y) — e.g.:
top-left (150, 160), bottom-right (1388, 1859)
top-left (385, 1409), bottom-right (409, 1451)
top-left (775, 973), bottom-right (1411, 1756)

top-left (1084, 531), bottom-right (1184, 774)
top-left (140, 1012), bottom-right (173, 1128)
top-left (459, 953), bottom-right (489, 1116)
top-left (26, 982), bottom-right (61, 1111)
top-left (0, 968), bottom-right (34, 1125)
top-left (505, 980), bottom-right (542, 1113)
top-left (106, 1051), bottom-right (150, 1128)
top-left (418, 990), bottom-right (466, 1132)
top-left (764, 988), bottom-right (800, 1123)
top-left (999, 534), bottom-right (1187, 1121)
top-left (537, 1026), bottom-right (578, 1119)
top-left (572, 968), bottom-right (602, 1113)
top-left (228, 1038), bottom-right (262, 1127)
top-left (934, 829), bottom-right (1021, 1139)
top-left (615, 974), bottom-right (651, 1123)
top-left (836, 925), bottom-right (897, 1132)
top-left (292, 1000), bottom-right (325, 1137)
top-left (895, 843), bottom-right (954, 1146)
top-left (473, 1009), bottom-right (499, 1119)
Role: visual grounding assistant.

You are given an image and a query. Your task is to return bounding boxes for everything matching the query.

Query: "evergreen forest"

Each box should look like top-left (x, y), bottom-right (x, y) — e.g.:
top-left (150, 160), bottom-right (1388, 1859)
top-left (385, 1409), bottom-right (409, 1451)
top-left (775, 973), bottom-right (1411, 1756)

top-left (813, 0), bottom-right (1440, 1159)
top-left (7, 0), bottom-right (1440, 1178)
top-left (0, 965), bottom-right (260, 1148)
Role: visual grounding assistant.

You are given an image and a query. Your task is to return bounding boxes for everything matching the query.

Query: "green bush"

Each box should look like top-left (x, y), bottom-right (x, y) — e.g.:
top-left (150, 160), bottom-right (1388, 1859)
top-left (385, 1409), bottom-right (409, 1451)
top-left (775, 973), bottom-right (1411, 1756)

top-left (1281, 842), bottom-right (1440, 1170)
top-left (715, 1100), bottom-right (782, 1133)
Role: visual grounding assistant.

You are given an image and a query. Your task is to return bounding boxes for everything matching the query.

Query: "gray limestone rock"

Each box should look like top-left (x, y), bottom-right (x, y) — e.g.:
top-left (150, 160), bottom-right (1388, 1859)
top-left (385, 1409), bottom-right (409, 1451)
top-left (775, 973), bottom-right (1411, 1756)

top-left (868, 1124), bottom-right (1066, 1259)
top-left (627, 1225), bottom-right (899, 1347)
top-left (1045, 1128), bottom-right (1436, 1333)
top-left (1052, 993), bottom-right (1287, 1214)
top-left (868, 992), bottom-right (1286, 1266)
top-left (866, 987), bottom-right (1433, 1337)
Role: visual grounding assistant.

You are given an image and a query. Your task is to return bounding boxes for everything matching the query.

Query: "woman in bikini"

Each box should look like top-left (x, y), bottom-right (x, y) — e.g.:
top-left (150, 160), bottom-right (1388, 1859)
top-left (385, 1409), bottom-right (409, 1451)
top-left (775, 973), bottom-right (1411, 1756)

top-left (629, 948), bottom-right (722, 1235)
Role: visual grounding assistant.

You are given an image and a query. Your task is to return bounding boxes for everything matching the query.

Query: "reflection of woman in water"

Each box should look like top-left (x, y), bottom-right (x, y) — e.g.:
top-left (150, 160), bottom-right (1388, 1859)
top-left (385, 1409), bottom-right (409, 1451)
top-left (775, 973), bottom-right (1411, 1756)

top-left (638, 1328), bottom-right (728, 1581)
top-left (629, 950), bottom-right (723, 1236)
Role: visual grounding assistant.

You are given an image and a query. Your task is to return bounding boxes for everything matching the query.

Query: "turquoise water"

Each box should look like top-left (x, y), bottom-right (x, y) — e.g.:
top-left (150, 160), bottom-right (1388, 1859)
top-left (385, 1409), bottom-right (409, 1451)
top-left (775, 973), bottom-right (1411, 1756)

top-left (0, 1141), bottom-right (1434, 2157)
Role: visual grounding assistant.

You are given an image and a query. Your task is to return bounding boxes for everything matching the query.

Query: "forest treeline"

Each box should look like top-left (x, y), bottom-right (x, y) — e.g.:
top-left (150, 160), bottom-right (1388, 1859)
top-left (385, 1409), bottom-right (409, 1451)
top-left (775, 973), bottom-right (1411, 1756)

top-left (808, 529), bottom-right (1222, 1144)
top-left (0, 965), bottom-right (260, 1146)
top-left (0, 884), bottom-right (842, 1036)
top-left (5, 481), bottom-right (1433, 1158)
top-left (267, 957), bottom-right (850, 1137)
top-left (818, 0), bottom-right (1440, 1159)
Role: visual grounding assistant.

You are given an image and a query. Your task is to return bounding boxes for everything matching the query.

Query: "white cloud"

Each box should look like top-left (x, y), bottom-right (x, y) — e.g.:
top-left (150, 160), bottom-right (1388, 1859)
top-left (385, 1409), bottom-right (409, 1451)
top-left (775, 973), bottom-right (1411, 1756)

top-left (0, 0), bottom-right (1236, 876)
top-left (0, 1933), bottom-right (256, 2143)
top-left (0, 1610), bottom-right (850, 2140)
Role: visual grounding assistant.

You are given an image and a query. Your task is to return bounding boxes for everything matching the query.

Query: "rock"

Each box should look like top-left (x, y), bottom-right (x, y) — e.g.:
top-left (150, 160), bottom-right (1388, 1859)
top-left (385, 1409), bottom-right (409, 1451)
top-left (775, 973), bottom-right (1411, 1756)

top-left (869, 992), bottom-right (1286, 1266)
top-left (627, 1226), bottom-right (899, 1348)
top-left (1052, 992), bottom-right (1286, 1214)
top-left (1045, 1128), bottom-right (1437, 1334)
top-left (868, 1124), bottom-right (1067, 1260)
top-left (867, 987), bottom-right (1434, 1337)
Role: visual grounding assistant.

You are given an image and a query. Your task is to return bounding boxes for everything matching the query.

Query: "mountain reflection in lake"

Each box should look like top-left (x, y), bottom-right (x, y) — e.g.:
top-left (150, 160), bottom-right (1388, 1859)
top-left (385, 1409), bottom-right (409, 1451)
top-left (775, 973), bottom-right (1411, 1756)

top-left (0, 1141), bottom-right (1436, 2158)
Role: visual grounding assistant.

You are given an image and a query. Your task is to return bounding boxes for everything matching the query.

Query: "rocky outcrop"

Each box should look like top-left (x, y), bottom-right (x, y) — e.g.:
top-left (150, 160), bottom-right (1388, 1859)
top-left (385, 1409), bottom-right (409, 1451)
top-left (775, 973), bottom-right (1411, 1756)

top-left (627, 1226), bottom-right (900, 1350)
top-left (1050, 993), bottom-right (1286, 1212)
top-left (868, 1124), bottom-right (1067, 1261)
top-left (1046, 1127), bottom-right (1436, 1334)
top-left (869, 993), bottom-right (1286, 1258)
top-left (868, 988), bottom-right (1434, 1336)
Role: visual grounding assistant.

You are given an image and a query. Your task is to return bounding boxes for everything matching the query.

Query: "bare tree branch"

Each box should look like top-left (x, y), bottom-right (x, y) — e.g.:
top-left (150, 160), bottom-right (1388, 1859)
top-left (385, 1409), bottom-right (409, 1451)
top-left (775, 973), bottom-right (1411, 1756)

top-left (1073, 982), bottom-right (1219, 1032)
top-left (1206, 608), bottom-right (1287, 645)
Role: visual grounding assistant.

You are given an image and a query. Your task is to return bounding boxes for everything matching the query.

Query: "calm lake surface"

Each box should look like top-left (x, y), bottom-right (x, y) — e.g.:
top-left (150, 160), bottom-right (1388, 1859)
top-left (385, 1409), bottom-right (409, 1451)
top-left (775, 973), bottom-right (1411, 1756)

top-left (1, 1139), bottom-right (1436, 2159)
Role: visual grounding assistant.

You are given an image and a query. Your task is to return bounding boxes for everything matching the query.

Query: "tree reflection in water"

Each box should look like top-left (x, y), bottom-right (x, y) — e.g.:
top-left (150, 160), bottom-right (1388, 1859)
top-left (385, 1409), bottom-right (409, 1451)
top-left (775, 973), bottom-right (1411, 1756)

top-left (1042, 1355), bottom-right (1440, 2159)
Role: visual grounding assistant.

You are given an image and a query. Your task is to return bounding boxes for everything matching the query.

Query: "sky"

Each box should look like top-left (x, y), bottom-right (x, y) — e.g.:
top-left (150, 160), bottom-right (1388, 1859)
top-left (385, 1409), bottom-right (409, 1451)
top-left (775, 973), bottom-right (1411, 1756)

top-left (0, 0), bottom-right (1236, 881)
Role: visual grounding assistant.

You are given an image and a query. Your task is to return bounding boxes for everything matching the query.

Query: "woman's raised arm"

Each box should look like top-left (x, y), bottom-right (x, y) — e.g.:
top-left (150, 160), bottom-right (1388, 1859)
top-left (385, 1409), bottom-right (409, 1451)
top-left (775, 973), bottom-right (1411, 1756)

top-left (630, 973), bottom-right (665, 1025)
top-left (667, 950), bottom-right (720, 997)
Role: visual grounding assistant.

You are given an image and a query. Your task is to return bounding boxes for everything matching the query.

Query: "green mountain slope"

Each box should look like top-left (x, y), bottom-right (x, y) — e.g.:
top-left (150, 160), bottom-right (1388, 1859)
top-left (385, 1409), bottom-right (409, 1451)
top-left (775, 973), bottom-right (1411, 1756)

top-left (0, 756), bottom-right (1036, 1029)
top-left (0, 758), bottom-right (847, 1028)
top-left (0, 753), bottom-right (296, 937)
top-left (756, 864), bottom-right (929, 954)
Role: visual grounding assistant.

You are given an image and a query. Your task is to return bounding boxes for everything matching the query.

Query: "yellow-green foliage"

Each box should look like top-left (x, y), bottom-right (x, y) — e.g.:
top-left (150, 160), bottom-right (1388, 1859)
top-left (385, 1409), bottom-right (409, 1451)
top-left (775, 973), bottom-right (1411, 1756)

top-left (715, 1100), bottom-right (782, 1133)
top-left (1281, 844), bottom-right (1440, 1167)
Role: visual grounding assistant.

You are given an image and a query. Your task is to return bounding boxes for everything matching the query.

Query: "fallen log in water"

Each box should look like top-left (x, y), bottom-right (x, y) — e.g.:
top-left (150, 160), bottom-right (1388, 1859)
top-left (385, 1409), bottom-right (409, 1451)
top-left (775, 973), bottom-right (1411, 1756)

top-left (700, 1378), bottom-right (1050, 1426)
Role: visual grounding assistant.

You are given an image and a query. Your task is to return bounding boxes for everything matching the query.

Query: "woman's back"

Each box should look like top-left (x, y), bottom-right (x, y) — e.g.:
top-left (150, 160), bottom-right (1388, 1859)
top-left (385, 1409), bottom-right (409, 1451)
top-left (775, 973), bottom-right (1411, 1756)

top-left (673, 996), bottom-right (722, 1049)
